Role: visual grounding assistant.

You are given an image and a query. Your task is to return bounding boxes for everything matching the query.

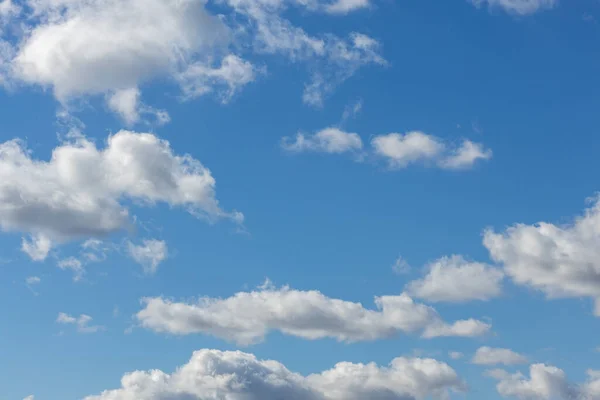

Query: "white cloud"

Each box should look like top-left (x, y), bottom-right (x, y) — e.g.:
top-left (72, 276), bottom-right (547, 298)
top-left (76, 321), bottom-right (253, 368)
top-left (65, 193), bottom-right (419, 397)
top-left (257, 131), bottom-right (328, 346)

top-left (392, 256), bottom-right (411, 275)
top-left (282, 128), bottom-right (363, 154)
top-left (341, 99), bottom-right (363, 121)
top-left (438, 140), bottom-right (493, 170)
top-left (12, 0), bottom-right (228, 99)
top-left (23, 396), bottom-right (34, 400)
top-left (484, 196), bottom-right (600, 316)
top-left (21, 234), bottom-right (52, 261)
top-left (469, 0), bottom-right (558, 15)
top-left (57, 312), bottom-right (104, 333)
top-left (57, 257), bottom-right (84, 281)
top-left (107, 88), bottom-right (170, 127)
top-left (472, 347), bottom-right (528, 366)
top-left (326, 0), bottom-right (370, 14)
top-left (2, 0), bottom-right (381, 109)
top-left (136, 281), bottom-right (490, 345)
top-left (406, 255), bottom-right (504, 303)
top-left (449, 351), bottom-right (464, 360)
top-left (301, 33), bottom-right (386, 107)
top-left (127, 239), bottom-right (168, 275)
top-left (0, 130), bottom-right (241, 260)
top-left (84, 349), bottom-right (465, 400)
top-left (371, 132), bottom-right (491, 169)
top-left (177, 54), bottom-right (258, 101)
top-left (487, 363), bottom-right (600, 399)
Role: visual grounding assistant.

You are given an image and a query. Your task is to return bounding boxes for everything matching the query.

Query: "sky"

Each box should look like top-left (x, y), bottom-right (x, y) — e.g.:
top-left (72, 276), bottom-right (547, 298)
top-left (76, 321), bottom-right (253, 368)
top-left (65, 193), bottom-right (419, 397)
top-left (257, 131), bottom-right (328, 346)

top-left (2, 0), bottom-right (600, 399)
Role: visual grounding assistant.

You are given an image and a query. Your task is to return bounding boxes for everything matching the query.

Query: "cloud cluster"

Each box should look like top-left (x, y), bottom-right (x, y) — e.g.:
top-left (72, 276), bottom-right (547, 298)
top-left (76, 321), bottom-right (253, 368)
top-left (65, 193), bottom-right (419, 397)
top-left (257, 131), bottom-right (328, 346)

top-left (136, 282), bottom-right (490, 345)
top-left (484, 196), bottom-right (600, 316)
top-left (84, 349), bottom-right (466, 400)
top-left (0, 0), bottom-right (382, 117)
top-left (0, 130), bottom-right (240, 260)
top-left (406, 255), bottom-right (504, 303)
top-left (488, 363), bottom-right (600, 399)
top-left (283, 128), bottom-right (492, 170)
top-left (56, 312), bottom-right (104, 333)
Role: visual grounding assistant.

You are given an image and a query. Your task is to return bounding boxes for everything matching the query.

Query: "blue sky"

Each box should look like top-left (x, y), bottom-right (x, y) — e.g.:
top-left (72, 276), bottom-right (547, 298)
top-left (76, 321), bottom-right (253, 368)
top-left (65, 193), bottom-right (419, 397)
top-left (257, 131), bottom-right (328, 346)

top-left (2, 0), bottom-right (600, 399)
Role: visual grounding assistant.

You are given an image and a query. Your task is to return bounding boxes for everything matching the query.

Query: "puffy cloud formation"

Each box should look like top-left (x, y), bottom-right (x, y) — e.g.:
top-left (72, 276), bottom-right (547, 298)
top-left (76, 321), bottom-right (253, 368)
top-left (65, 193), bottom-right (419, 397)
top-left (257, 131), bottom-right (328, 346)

top-left (484, 197), bottom-right (600, 316)
top-left (0, 130), bottom-right (240, 260)
top-left (127, 239), bottom-right (168, 275)
top-left (282, 128), bottom-right (363, 154)
top-left (136, 282), bottom-right (490, 345)
top-left (56, 312), bottom-right (104, 333)
top-left (12, 0), bottom-right (229, 99)
top-left (371, 132), bottom-right (492, 170)
top-left (84, 349), bottom-right (466, 400)
top-left (107, 88), bottom-right (170, 126)
top-left (0, 0), bottom-right (381, 112)
top-left (488, 363), bottom-right (600, 399)
top-left (469, 0), bottom-right (558, 15)
top-left (283, 128), bottom-right (491, 170)
top-left (472, 347), bottom-right (528, 366)
top-left (406, 255), bottom-right (504, 303)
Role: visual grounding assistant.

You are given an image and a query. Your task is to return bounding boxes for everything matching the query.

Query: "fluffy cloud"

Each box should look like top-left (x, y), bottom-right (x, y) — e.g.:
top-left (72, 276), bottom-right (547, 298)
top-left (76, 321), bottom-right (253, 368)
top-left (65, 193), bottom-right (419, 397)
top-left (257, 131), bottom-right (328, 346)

top-left (177, 55), bottom-right (258, 101)
top-left (371, 132), bottom-right (492, 169)
top-left (56, 312), bottom-right (104, 333)
top-left (488, 363), bottom-right (600, 399)
top-left (469, 0), bottom-right (558, 15)
top-left (1, 0), bottom-right (381, 110)
top-left (12, 0), bottom-right (229, 99)
top-left (23, 396), bottom-right (34, 400)
top-left (0, 130), bottom-right (240, 260)
top-left (127, 239), bottom-right (168, 275)
top-left (282, 128), bottom-right (363, 153)
top-left (107, 88), bottom-right (170, 126)
top-left (84, 349), bottom-right (465, 400)
top-left (136, 281), bottom-right (490, 345)
top-left (484, 197), bottom-right (600, 316)
top-left (472, 347), bottom-right (528, 366)
top-left (283, 128), bottom-right (491, 170)
top-left (405, 255), bottom-right (504, 303)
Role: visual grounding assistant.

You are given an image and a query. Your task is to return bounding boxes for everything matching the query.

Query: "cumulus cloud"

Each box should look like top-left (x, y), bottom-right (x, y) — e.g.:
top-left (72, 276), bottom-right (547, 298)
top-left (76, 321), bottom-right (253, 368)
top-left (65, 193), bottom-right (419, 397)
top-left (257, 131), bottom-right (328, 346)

top-left (12, 0), bottom-right (229, 99)
top-left (1, 0), bottom-right (381, 111)
top-left (283, 128), bottom-right (491, 171)
top-left (484, 196), bottom-right (600, 316)
top-left (23, 396), bottom-right (34, 400)
top-left (107, 88), bottom-right (170, 126)
top-left (371, 132), bottom-right (491, 169)
top-left (326, 0), bottom-right (370, 14)
top-left (57, 312), bottom-right (104, 333)
top-left (472, 347), bottom-right (528, 366)
top-left (127, 239), bottom-right (168, 275)
top-left (21, 234), bottom-right (52, 261)
top-left (177, 54), bottom-right (258, 101)
top-left (84, 349), bottom-right (465, 400)
top-left (282, 128), bottom-right (363, 154)
top-left (136, 281), bottom-right (490, 345)
top-left (469, 0), bottom-right (558, 15)
top-left (0, 130), bottom-right (240, 260)
top-left (487, 363), bottom-right (600, 399)
top-left (406, 255), bottom-right (504, 303)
